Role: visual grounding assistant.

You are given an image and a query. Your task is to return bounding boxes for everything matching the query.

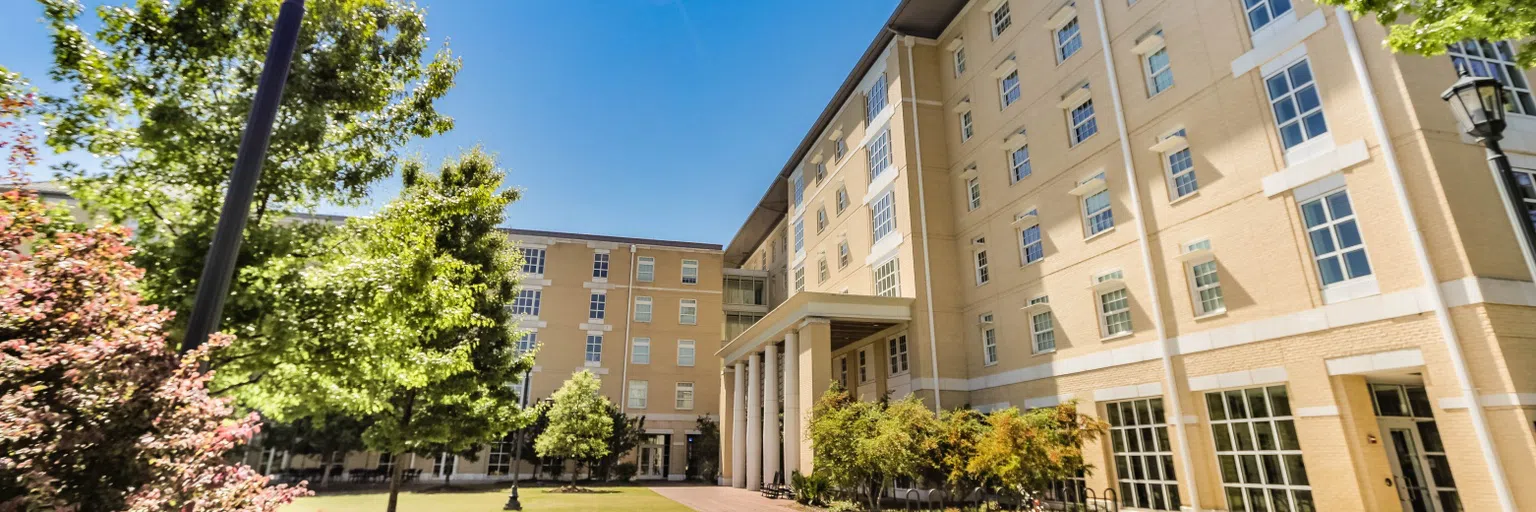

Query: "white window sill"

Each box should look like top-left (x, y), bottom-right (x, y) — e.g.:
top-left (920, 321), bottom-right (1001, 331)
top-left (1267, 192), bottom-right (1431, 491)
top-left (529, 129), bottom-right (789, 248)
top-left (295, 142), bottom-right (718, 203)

top-left (1032, 349), bottom-right (1057, 358)
top-left (1193, 308), bottom-right (1228, 321)
top-left (1169, 189), bottom-right (1200, 206)
top-left (589, 318), bottom-right (605, 325)
top-left (1084, 226), bottom-right (1118, 243)
top-left (1020, 259), bottom-right (1043, 269)
top-left (1100, 331), bottom-right (1135, 342)
top-left (584, 361), bottom-right (602, 367)
top-left (1322, 276), bottom-right (1380, 304)
top-left (983, 361), bottom-right (999, 367)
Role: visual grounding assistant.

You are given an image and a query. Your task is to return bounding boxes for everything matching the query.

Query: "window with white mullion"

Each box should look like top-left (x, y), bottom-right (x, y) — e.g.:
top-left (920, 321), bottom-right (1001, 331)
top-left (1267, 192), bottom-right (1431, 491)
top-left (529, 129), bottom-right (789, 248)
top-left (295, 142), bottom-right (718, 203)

top-left (1054, 17), bottom-right (1083, 62)
top-left (1143, 32), bottom-right (1173, 96)
top-left (960, 110), bottom-right (974, 141)
top-left (1185, 240), bottom-right (1225, 315)
top-left (953, 47), bottom-right (968, 76)
top-left (1165, 129), bottom-right (1197, 198)
top-left (793, 174), bottom-right (806, 209)
top-left (793, 219), bottom-right (805, 254)
top-left (793, 266), bottom-right (806, 292)
top-left (1020, 219), bottom-right (1044, 265)
top-left (867, 129), bottom-right (892, 181)
top-left (973, 238), bottom-right (990, 285)
top-left (1107, 398), bottom-right (1181, 510)
top-left (967, 177), bottom-right (982, 211)
top-left (588, 292), bottom-right (606, 320)
top-left (519, 247), bottom-right (546, 275)
top-left (1449, 39), bottom-right (1536, 115)
top-left (1031, 309), bottom-right (1055, 353)
top-left (592, 252), bottom-right (610, 279)
top-left (874, 258), bottom-right (900, 297)
top-left (1083, 174), bottom-right (1114, 237)
top-left (682, 259), bottom-right (699, 285)
top-left (871, 191), bottom-right (896, 242)
top-left (886, 334), bottom-right (909, 375)
top-left (585, 334), bottom-right (604, 363)
top-left (1512, 168), bottom-right (1536, 235)
top-left (866, 74), bottom-right (888, 123)
top-left (632, 337), bottom-right (651, 364)
top-left (1069, 97), bottom-right (1098, 145)
top-left (818, 257), bottom-right (829, 283)
top-left (990, 2), bottom-right (1012, 38)
top-left (1243, 0), bottom-right (1294, 33)
top-left (1000, 70), bottom-right (1021, 108)
top-left (677, 340), bottom-right (696, 367)
top-left (1100, 288), bottom-right (1132, 336)
top-left (675, 382), bottom-right (695, 410)
top-left (637, 256), bottom-right (655, 282)
top-left (515, 332), bottom-right (537, 356)
top-left (1009, 145), bottom-right (1032, 183)
top-left (1206, 385), bottom-right (1314, 512)
top-left (627, 380), bottom-right (648, 409)
top-left (512, 289), bottom-right (542, 316)
top-left (1265, 59), bottom-right (1327, 151)
top-left (1300, 189), bottom-right (1372, 287)
top-left (634, 296), bottom-right (653, 322)
top-left (980, 313), bottom-right (998, 365)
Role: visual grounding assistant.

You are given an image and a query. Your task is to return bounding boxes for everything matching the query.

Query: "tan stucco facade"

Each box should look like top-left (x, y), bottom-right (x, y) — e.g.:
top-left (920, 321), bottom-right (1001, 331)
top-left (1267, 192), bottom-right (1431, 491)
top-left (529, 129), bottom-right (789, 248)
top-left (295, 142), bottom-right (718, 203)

top-left (718, 0), bottom-right (1536, 511)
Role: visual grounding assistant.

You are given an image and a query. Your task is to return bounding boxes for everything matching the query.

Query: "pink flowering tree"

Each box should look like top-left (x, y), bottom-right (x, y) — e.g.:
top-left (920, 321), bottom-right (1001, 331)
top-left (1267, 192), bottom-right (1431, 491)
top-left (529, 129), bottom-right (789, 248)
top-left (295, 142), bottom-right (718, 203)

top-left (0, 79), bottom-right (307, 511)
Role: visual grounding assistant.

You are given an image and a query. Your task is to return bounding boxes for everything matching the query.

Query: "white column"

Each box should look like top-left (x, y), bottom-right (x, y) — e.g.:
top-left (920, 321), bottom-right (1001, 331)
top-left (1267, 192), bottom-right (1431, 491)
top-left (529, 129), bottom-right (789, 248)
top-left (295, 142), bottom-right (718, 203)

top-left (731, 362), bottom-right (746, 488)
top-left (745, 353), bottom-right (762, 491)
top-left (782, 331), bottom-right (799, 479)
top-left (763, 343), bottom-right (781, 486)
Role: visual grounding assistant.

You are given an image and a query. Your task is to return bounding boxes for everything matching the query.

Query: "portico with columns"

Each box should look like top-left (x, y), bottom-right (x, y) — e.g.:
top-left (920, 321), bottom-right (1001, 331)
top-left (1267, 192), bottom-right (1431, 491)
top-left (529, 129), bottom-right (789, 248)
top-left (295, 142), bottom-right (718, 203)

top-left (717, 292), bottom-right (914, 487)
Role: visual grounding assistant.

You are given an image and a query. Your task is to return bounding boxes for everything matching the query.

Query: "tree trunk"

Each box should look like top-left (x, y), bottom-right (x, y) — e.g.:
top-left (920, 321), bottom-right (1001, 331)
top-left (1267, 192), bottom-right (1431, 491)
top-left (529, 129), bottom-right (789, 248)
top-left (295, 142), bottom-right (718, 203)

top-left (569, 460), bottom-right (578, 488)
top-left (320, 451), bottom-right (334, 488)
top-left (386, 393), bottom-right (417, 512)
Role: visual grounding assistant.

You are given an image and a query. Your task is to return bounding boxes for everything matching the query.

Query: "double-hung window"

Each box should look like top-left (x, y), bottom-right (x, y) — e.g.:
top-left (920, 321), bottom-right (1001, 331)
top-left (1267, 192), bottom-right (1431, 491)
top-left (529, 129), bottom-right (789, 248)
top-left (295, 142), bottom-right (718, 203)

top-left (1265, 59), bottom-right (1327, 151)
top-left (1082, 174), bottom-right (1114, 237)
top-left (519, 247), bottom-right (546, 275)
top-left (953, 46), bottom-right (967, 76)
top-left (990, 2), bottom-right (1012, 38)
top-left (793, 174), bottom-right (806, 209)
top-left (1029, 296), bottom-right (1055, 353)
top-left (1010, 145), bottom-right (1032, 183)
top-left (1300, 188), bottom-right (1372, 287)
top-left (1144, 35), bottom-right (1173, 96)
top-left (834, 137), bottom-right (847, 162)
top-left (679, 299), bottom-right (698, 325)
top-left (815, 162), bottom-right (827, 184)
top-left (857, 349), bottom-right (870, 383)
top-left (1097, 270), bottom-right (1132, 337)
top-left (682, 259), bottom-right (699, 285)
top-left (512, 289), bottom-right (541, 316)
top-left (677, 340), bottom-right (696, 367)
top-left (836, 187), bottom-right (849, 214)
top-left (634, 296), bottom-right (652, 322)
top-left (1163, 129), bottom-right (1198, 199)
top-left (838, 241), bottom-right (851, 268)
top-left (1448, 40), bottom-right (1536, 115)
top-left (1513, 168), bottom-right (1536, 235)
top-left (1206, 386), bottom-right (1313, 511)
top-left (816, 208), bottom-right (827, 233)
top-left (627, 380), bottom-right (648, 409)
top-left (818, 257), bottom-right (830, 283)
top-left (1055, 16), bottom-right (1083, 62)
top-left (592, 252), bottom-right (610, 279)
top-left (874, 258), bottom-right (900, 297)
top-left (632, 337), bottom-right (650, 364)
top-left (980, 313), bottom-right (998, 365)
top-left (1184, 240), bottom-right (1226, 315)
top-left (973, 237), bottom-right (990, 285)
top-left (960, 110), bottom-right (975, 141)
top-left (675, 382), bottom-right (695, 410)
top-left (1000, 70), bottom-right (1021, 108)
top-left (588, 292), bottom-right (606, 321)
top-left (867, 74), bottom-right (888, 123)
top-left (886, 334), bottom-right (909, 375)
top-left (794, 266), bottom-right (806, 292)
top-left (585, 334), bottom-right (604, 363)
top-left (516, 331), bottom-right (538, 356)
top-left (867, 129), bottom-right (892, 181)
top-left (1243, 0), bottom-right (1293, 33)
top-left (871, 191), bottom-right (896, 242)
top-left (637, 256), bottom-right (655, 282)
top-left (1020, 210), bottom-right (1044, 264)
top-left (1069, 95), bottom-right (1099, 145)
top-left (793, 220), bottom-right (805, 254)
top-left (967, 177), bottom-right (983, 211)
top-left (1107, 398), bottom-right (1181, 510)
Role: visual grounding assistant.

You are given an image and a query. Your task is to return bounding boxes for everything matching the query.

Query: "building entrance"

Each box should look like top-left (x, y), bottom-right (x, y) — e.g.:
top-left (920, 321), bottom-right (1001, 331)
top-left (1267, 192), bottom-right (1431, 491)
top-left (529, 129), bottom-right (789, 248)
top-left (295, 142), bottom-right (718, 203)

top-left (1369, 383), bottom-right (1461, 512)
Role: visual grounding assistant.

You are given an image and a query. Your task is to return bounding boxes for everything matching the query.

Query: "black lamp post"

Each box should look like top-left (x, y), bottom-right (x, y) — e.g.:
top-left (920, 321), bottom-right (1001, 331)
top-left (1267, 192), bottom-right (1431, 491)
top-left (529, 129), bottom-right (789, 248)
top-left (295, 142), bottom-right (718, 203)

top-left (1442, 69), bottom-right (1536, 260)
top-left (505, 395), bottom-right (552, 510)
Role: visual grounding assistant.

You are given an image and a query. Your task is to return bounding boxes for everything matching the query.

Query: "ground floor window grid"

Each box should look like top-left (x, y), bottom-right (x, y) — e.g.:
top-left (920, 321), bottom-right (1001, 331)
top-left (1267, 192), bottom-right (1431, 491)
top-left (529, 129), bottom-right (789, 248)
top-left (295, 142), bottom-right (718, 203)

top-left (1107, 398), bottom-right (1180, 510)
top-left (1206, 385), bottom-right (1313, 512)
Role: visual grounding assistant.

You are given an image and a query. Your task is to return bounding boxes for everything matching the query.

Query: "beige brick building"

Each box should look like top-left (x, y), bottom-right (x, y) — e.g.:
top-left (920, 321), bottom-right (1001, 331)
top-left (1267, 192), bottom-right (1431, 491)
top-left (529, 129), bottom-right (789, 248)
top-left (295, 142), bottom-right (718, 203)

top-left (253, 229), bottom-right (725, 483)
top-left (717, 0), bottom-right (1536, 511)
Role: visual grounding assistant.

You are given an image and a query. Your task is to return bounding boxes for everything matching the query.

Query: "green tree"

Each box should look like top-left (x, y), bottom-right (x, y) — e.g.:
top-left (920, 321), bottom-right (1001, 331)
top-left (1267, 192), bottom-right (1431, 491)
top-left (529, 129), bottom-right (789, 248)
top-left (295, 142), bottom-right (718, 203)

top-left (807, 387), bottom-right (936, 511)
top-left (36, 0), bottom-right (460, 415)
top-left (261, 415), bottom-right (367, 488)
top-left (590, 403), bottom-right (645, 481)
top-left (965, 402), bottom-right (1106, 500)
top-left (535, 371), bottom-right (614, 488)
top-left (927, 407), bottom-right (988, 493)
top-left (687, 415), bottom-right (721, 482)
top-left (1321, 0), bottom-right (1536, 67)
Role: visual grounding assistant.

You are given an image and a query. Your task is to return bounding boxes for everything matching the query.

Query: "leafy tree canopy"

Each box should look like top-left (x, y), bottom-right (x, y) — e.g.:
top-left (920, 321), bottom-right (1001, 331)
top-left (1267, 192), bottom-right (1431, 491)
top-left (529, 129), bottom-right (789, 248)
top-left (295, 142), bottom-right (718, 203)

top-left (535, 370), bottom-right (614, 484)
top-left (1322, 0), bottom-right (1536, 67)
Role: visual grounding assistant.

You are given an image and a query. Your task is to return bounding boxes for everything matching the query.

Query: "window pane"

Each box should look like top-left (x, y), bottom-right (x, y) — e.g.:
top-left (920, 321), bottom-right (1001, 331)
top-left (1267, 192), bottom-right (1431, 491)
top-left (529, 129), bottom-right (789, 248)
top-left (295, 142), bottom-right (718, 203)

top-left (1344, 249), bottom-right (1372, 278)
top-left (1301, 201), bottom-right (1328, 227)
top-left (1317, 256), bottom-right (1345, 285)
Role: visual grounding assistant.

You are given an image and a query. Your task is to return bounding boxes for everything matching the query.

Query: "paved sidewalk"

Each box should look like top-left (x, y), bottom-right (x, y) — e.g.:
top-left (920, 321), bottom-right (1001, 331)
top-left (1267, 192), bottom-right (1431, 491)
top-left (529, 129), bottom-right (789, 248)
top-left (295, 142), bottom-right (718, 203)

top-left (647, 485), bottom-right (801, 512)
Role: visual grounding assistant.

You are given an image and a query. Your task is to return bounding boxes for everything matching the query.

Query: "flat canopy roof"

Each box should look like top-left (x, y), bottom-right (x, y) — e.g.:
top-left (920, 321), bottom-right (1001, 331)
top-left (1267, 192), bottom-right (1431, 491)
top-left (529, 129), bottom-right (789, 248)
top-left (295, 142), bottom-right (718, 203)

top-left (722, 0), bottom-right (966, 267)
top-left (502, 228), bottom-right (721, 251)
top-left (717, 291), bottom-right (914, 365)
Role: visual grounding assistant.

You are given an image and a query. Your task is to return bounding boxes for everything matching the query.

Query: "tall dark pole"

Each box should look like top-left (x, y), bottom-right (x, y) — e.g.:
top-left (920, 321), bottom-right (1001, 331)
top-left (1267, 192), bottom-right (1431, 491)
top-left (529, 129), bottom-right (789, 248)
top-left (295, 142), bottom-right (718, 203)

top-left (181, 0), bottom-right (307, 353)
top-left (1483, 136), bottom-right (1536, 261)
top-left (505, 373), bottom-right (535, 510)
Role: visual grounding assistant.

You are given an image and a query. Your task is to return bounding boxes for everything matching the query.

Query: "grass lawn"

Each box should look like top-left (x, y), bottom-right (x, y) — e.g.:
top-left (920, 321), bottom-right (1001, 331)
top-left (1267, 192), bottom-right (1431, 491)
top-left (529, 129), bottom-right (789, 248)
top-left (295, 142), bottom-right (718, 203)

top-left (282, 486), bottom-right (695, 512)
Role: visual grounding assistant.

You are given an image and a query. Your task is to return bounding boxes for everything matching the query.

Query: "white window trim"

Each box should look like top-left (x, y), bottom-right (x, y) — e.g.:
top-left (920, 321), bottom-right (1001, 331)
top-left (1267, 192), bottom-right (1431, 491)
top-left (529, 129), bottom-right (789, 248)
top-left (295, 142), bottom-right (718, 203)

top-left (966, 176), bottom-right (982, 211)
top-left (1077, 173), bottom-right (1114, 239)
top-left (1009, 144), bottom-right (1032, 184)
top-left (1262, 53), bottom-right (1331, 163)
top-left (681, 259), bottom-right (699, 285)
top-left (886, 334), bottom-right (910, 376)
top-left (1030, 306), bottom-right (1056, 354)
top-left (679, 298), bottom-right (699, 325)
top-left (973, 237), bottom-right (990, 286)
top-left (873, 255), bottom-right (901, 297)
top-left (677, 340), bottom-right (696, 367)
top-left (1016, 209), bottom-right (1043, 266)
top-left (999, 70), bottom-right (1021, 109)
top-left (960, 109), bottom-right (974, 142)
top-left (588, 291), bottom-right (607, 322)
top-left (628, 380), bottom-right (648, 409)
top-left (636, 256), bottom-right (656, 283)
top-left (952, 45), bottom-right (967, 77)
top-left (632, 337), bottom-right (651, 365)
top-left (1094, 270), bottom-right (1132, 339)
top-left (1139, 31), bottom-right (1172, 96)
top-left (634, 295), bottom-right (653, 323)
top-left (989, 0), bottom-right (1012, 39)
top-left (1297, 185), bottom-right (1378, 303)
top-left (1066, 94), bottom-right (1097, 146)
top-left (1052, 14), bottom-right (1083, 64)
top-left (1156, 128), bottom-right (1198, 201)
top-left (857, 347), bottom-right (872, 383)
top-left (980, 313), bottom-right (999, 366)
top-left (675, 382), bottom-right (695, 410)
top-left (1181, 239), bottom-right (1227, 318)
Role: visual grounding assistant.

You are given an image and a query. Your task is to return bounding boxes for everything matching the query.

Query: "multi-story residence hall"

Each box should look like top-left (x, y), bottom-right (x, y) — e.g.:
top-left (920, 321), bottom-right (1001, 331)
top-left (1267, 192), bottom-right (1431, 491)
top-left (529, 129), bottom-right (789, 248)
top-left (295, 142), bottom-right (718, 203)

top-left (250, 229), bottom-right (724, 482)
top-left (716, 0), bottom-right (1536, 510)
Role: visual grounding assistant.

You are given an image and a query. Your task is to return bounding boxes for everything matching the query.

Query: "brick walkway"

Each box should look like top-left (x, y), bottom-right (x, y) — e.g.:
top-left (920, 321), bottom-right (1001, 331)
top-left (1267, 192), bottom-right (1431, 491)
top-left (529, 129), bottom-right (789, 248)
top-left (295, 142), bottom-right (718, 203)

top-left (648, 485), bottom-right (801, 512)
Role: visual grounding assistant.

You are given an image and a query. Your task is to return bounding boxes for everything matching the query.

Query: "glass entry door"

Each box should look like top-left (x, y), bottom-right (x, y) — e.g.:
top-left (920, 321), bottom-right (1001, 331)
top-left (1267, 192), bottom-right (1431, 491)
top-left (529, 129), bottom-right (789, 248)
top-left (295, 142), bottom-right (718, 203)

top-left (638, 433), bottom-right (668, 479)
top-left (1371, 384), bottom-right (1461, 512)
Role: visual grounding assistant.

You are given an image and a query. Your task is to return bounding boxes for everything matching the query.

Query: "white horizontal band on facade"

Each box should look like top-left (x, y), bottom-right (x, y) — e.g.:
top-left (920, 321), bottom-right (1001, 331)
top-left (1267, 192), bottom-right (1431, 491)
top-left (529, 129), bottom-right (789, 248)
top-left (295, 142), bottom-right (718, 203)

top-left (1439, 393), bottom-right (1536, 410)
top-left (1091, 382), bottom-right (1163, 402)
top-left (1261, 139), bottom-right (1371, 197)
top-left (1230, 10), bottom-right (1324, 77)
top-left (1187, 366), bottom-right (1288, 392)
top-left (641, 413), bottom-right (715, 422)
top-left (1324, 348), bottom-right (1425, 376)
top-left (1294, 405), bottom-right (1341, 418)
top-left (911, 277), bottom-right (1536, 394)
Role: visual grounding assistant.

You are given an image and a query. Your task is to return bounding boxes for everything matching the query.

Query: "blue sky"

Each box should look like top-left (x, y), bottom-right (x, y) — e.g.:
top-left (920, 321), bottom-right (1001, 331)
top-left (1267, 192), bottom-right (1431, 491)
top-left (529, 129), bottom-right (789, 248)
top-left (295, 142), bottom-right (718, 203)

top-left (0, 0), bottom-right (899, 244)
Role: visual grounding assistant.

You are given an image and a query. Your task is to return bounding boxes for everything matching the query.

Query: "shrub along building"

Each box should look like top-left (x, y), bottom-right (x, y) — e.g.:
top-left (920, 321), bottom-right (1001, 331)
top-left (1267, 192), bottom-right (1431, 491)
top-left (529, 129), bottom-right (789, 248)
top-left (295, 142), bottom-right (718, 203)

top-left (715, 0), bottom-right (1536, 511)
